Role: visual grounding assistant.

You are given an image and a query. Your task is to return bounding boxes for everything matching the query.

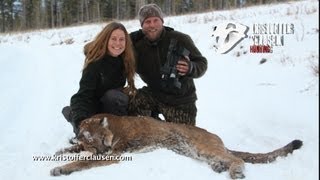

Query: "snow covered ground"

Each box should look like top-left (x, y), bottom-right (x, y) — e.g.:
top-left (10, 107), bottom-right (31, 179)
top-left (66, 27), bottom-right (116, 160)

top-left (0, 0), bottom-right (318, 180)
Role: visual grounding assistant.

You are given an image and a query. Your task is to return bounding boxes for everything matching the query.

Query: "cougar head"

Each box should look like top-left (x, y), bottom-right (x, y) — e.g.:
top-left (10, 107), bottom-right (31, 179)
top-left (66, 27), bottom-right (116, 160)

top-left (78, 117), bottom-right (115, 154)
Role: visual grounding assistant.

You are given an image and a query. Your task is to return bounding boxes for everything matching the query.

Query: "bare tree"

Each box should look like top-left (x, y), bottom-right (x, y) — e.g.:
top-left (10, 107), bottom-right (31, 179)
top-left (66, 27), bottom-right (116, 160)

top-left (0, 0), bottom-right (6, 32)
top-left (135, 0), bottom-right (146, 15)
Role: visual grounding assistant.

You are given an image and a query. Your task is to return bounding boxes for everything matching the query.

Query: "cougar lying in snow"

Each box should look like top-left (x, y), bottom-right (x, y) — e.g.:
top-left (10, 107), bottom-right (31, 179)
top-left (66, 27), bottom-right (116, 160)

top-left (51, 113), bottom-right (302, 179)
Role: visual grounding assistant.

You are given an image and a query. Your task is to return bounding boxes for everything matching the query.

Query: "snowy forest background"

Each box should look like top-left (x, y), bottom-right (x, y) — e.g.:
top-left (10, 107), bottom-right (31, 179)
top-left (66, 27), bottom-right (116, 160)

top-left (0, 0), bottom-right (303, 33)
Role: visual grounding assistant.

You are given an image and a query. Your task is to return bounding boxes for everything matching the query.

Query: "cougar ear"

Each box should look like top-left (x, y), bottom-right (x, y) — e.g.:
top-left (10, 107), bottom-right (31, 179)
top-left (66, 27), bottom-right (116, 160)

top-left (83, 131), bottom-right (93, 142)
top-left (100, 117), bottom-right (108, 128)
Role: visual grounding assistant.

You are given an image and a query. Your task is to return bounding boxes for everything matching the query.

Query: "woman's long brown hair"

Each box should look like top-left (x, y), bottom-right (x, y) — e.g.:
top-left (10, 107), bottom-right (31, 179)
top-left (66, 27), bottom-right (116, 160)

top-left (83, 22), bottom-right (136, 92)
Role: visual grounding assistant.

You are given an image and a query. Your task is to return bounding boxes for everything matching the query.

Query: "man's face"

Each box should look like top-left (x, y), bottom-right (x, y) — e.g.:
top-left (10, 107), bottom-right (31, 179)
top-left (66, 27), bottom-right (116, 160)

top-left (142, 16), bottom-right (163, 42)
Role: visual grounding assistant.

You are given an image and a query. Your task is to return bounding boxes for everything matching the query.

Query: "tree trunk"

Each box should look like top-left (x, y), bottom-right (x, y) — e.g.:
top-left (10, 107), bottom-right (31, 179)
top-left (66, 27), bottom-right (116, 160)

top-left (85, 0), bottom-right (89, 22)
top-left (51, 0), bottom-right (54, 28)
top-left (135, 0), bottom-right (146, 15)
top-left (0, 0), bottom-right (5, 32)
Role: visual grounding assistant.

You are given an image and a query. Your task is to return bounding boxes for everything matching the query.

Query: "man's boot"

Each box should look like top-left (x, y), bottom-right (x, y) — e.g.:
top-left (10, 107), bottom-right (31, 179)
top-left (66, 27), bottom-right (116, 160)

top-left (62, 106), bottom-right (79, 144)
top-left (62, 106), bottom-right (72, 122)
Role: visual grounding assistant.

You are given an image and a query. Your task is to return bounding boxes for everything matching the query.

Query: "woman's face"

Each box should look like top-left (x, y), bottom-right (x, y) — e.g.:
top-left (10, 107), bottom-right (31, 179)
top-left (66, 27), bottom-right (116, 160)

top-left (108, 29), bottom-right (126, 57)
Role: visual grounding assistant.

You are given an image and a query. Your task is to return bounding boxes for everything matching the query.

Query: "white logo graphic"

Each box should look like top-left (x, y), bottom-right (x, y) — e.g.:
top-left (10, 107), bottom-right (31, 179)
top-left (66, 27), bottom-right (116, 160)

top-left (212, 22), bottom-right (249, 54)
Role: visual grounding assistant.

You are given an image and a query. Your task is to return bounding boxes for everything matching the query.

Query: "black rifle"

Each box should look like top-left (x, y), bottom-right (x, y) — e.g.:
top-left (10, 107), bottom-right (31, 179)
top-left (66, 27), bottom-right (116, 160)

top-left (160, 39), bottom-right (190, 90)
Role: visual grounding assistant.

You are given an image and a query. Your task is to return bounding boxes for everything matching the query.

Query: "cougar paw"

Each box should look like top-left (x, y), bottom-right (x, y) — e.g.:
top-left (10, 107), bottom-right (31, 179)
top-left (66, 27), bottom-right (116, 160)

top-left (50, 167), bottom-right (62, 176)
top-left (229, 165), bottom-right (245, 179)
top-left (50, 166), bottom-right (71, 176)
top-left (230, 169), bottom-right (245, 179)
top-left (211, 162), bottom-right (227, 173)
top-left (232, 172), bottom-right (245, 179)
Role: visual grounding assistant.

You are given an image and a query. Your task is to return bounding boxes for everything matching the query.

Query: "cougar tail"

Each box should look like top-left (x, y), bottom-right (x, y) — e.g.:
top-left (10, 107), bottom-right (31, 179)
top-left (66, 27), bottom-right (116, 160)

top-left (227, 139), bottom-right (303, 164)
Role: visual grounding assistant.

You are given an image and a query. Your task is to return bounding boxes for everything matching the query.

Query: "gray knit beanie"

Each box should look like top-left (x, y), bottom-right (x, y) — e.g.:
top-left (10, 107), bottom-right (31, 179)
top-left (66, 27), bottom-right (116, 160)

top-left (138, 4), bottom-right (164, 26)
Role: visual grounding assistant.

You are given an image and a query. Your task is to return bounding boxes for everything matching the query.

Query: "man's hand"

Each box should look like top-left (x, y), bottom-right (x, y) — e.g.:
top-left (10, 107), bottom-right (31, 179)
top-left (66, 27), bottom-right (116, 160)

top-left (176, 56), bottom-right (191, 76)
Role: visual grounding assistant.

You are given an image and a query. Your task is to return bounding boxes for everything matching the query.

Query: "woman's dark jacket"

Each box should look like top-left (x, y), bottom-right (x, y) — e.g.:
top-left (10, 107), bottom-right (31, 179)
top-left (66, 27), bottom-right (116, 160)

top-left (70, 55), bottom-right (126, 126)
top-left (130, 26), bottom-right (208, 105)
